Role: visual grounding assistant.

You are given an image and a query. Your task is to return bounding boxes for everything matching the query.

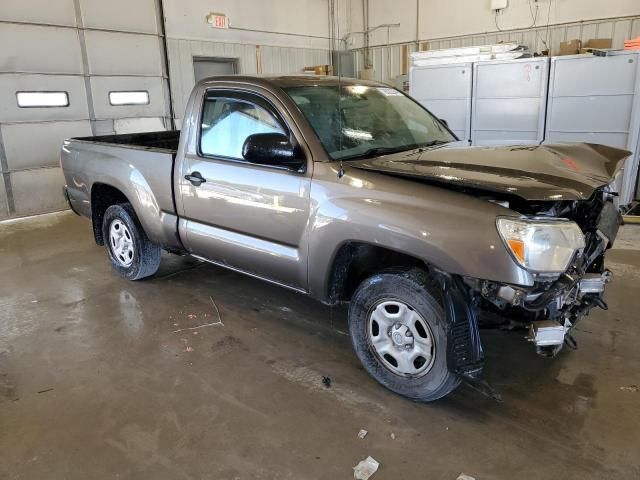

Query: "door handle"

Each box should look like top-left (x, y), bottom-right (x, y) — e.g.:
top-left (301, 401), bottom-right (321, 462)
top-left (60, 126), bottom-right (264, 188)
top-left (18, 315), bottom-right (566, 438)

top-left (184, 171), bottom-right (206, 187)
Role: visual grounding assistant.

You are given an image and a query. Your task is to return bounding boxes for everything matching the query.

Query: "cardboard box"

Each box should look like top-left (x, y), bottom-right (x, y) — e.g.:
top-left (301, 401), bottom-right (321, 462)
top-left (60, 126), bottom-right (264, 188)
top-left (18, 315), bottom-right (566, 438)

top-left (558, 39), bottom-right (581, 55)
top-left (579, 38), bottom-right (613, 54)
top-left (401, 45), bottom-right (409, 75)
top-left (303, 64), bottom-right (333, 76)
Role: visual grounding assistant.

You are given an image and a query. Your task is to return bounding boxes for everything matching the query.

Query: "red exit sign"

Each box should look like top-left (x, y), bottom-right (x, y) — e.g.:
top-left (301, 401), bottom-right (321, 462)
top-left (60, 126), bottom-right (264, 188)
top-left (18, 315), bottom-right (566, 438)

top-left (206, 12), bottom-right (229, 29)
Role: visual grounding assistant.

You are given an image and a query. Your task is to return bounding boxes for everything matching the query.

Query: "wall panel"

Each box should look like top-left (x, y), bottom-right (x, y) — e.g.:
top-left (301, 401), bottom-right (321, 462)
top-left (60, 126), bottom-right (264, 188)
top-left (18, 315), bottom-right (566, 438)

top-left (356, 15), bottom-right (640, 84)
top-left (84, 31), bottom-right (163, 76)
top-left (80, 0), bottom-right (158, 34)
top-left (0, 24), bottom-right (83, 74)
top-left (162, 0), bottom-right (330, 49)
top-left (365, 0), bottom-right (640, 45)
top-left (2, 121), bottom-right (91, 171)
top-left (0, 74), bottom-right (89, 123)
top-left (11, 167), bottom-right (68, 216)
top-left (260, 46), bottom-right (329, 75)
top-left (114, 117), bottom-right (165, 134)
top-left (0, 0), bottom-right (76, 26)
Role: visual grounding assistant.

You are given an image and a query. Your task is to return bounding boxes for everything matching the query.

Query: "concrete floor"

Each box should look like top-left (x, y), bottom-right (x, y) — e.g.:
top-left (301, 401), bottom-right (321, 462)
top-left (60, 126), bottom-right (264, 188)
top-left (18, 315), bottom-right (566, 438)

top-left (1, 211), bottom-right (639, 480)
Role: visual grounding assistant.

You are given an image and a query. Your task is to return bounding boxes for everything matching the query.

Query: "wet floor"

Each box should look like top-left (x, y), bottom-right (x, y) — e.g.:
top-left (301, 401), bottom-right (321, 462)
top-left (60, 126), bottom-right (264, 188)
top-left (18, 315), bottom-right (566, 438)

top-left (1, 211), bottom-right (639, 479)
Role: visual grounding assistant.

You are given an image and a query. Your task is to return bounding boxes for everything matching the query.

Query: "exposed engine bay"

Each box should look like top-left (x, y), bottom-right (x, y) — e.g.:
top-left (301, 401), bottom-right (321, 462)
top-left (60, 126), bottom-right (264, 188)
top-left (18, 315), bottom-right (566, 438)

top-left (470, 186), bottom-right (621, 357)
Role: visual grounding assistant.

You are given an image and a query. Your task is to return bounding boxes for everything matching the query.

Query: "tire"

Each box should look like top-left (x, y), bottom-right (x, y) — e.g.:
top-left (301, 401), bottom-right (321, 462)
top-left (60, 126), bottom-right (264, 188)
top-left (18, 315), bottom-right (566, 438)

top-left (348, 268), bottom-right (461, 402)
top-left (102, 203), bottom-right (161, 280)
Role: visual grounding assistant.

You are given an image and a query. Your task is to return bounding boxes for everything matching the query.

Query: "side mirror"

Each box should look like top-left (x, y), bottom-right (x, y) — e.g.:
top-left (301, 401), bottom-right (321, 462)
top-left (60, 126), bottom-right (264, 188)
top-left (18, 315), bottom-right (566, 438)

top-left (439, 118), bottom-right (449, 128)
top-left (242, 133), bottom-right (304, 171)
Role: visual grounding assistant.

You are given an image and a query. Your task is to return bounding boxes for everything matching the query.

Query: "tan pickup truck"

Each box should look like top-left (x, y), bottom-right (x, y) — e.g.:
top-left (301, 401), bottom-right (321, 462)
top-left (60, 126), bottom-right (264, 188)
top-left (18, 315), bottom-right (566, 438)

top-left (61, 75), bottom-right (627, 401)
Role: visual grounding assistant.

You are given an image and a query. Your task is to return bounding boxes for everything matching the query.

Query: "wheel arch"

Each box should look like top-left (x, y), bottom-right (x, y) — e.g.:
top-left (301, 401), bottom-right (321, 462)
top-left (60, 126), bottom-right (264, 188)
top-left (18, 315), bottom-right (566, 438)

top-left (323, 241), bottom-right (432, 305)
top-left (89, 180), bottom-right (181, 251)
top-left (90, 183), bottom-right (131, 245)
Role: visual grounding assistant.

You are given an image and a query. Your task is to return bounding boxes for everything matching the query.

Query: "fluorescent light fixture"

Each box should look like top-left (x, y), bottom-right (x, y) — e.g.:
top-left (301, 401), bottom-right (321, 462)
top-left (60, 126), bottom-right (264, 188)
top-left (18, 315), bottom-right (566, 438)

top-left (16, 91), bottom-right (69, 108)
top-left (109, 91), bottom-right (149, 106)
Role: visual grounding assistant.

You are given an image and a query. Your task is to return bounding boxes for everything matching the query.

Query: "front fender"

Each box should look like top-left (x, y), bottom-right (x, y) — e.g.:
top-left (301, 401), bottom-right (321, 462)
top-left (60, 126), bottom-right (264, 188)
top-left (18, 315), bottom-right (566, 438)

top-left (307, 192), bottom-right (533, 301)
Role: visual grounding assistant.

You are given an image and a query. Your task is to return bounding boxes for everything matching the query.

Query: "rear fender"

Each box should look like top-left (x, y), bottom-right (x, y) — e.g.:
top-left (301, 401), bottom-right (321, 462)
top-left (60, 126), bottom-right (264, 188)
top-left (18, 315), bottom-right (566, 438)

top-left (62, 140), bottom-right (181, 250)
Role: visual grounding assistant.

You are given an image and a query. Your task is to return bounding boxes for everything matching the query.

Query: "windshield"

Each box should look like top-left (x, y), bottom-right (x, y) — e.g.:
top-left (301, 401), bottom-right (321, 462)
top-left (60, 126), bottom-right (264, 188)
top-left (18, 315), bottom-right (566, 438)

top-left (283, 84), bottom-right (456, 160)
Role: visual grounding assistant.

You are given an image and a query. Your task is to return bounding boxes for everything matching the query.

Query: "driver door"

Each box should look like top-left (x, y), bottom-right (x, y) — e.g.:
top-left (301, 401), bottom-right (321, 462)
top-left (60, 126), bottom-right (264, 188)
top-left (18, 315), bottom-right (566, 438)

top-left (177, 89), bottom-right (312, 291)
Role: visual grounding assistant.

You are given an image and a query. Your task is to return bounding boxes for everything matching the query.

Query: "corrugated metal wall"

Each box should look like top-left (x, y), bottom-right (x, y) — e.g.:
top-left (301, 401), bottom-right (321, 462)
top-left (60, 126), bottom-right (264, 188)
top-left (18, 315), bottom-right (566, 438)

top-left (0, 0), bottom-right (170, 219)
top-left (166, 39), bottom-right (329, 126)
top-left (354, 15), bottom-right (640, 84)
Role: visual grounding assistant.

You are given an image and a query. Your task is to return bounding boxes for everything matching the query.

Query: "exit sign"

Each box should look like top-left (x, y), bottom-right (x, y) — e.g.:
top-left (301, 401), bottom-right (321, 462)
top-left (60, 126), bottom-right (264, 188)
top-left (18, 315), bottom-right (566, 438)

top-left (206, 12), bottom-right (229, 29)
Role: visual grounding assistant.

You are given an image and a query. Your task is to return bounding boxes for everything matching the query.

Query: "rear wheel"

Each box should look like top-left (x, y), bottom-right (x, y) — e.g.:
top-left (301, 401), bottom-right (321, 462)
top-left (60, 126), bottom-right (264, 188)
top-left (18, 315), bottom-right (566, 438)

top-left (348, 268), bottom-right (460, 401)
top-left (102, 203), bottom-right (161, 280)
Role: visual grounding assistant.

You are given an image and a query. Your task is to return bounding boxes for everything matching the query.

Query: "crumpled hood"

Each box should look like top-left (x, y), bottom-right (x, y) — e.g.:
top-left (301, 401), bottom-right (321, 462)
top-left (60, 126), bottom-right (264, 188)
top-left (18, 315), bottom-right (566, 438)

top-left (345, 143), bottom-right (630, 201)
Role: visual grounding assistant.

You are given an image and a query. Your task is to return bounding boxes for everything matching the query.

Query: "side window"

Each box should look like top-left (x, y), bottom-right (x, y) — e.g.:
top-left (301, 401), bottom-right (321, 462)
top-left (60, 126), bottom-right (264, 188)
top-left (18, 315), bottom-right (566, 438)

top-left (200, 95), bottom-right (286, 159)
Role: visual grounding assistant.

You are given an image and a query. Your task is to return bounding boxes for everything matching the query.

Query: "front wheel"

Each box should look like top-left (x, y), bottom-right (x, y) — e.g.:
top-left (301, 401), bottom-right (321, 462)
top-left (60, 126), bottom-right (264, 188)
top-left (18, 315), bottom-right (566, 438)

top-left (102, 203), bottom-right (161, 280)
top-left (348, 268), bottom-right (460, 401)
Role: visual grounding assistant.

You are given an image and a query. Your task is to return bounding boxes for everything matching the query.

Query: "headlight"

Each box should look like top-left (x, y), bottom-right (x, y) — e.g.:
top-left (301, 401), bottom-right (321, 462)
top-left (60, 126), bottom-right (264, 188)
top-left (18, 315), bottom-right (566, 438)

top-left (496, 217), bottom-right (585, 273)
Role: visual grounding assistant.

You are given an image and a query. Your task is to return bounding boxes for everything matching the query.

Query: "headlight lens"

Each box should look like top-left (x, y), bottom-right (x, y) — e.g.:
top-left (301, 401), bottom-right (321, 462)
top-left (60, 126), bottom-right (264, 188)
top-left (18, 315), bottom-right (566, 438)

top-left (496, 217), bottom-right (585, 273)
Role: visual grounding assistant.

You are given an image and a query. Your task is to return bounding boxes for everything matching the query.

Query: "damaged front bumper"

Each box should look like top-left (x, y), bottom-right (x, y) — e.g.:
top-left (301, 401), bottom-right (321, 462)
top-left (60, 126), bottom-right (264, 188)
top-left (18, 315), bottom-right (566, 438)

top-left (475, 249), bottom-right (614, 357)
top-left (477, 191), bottom-right (619, 357)
top-left (526, 269), bottom-right (612, 355)
top-left (473, 272), bottom-right (613, 357)
top-left (438, 190), bottom-right (619, 400)
top-left (438, 265), bottom-right (613, 401)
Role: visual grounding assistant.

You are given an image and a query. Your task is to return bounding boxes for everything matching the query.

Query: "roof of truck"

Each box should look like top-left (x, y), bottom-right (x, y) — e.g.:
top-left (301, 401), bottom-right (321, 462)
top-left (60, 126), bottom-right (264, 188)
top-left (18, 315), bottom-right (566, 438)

top-left (196, 74), bottom-right (384, 89)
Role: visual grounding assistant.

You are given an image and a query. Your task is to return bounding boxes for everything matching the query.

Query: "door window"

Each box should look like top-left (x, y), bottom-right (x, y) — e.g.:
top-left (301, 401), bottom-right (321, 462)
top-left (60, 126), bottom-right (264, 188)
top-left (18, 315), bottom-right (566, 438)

top-left (200, 95), bottom-right (286, 160)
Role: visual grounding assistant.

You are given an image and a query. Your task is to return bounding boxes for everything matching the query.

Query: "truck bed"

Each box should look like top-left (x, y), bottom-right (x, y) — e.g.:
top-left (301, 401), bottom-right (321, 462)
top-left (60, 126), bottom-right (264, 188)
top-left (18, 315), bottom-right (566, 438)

top-left (61, 130), bottom-right (181, 249)
top-left (72, 130), bottom-right (180, 152)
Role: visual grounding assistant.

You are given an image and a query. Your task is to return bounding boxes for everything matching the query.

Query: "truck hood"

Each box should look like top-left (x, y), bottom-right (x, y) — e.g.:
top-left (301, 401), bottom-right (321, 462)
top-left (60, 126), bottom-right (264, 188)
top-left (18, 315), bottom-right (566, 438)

top-left (345, 143), bottom-right (630, 201)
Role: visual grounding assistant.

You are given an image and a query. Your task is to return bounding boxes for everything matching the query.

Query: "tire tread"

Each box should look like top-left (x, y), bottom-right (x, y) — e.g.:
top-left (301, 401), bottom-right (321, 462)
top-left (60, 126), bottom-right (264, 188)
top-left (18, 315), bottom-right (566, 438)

top-left (349, 267), bottom-right (461, 402)
top-left (102, 203), bottom-right (161, 281)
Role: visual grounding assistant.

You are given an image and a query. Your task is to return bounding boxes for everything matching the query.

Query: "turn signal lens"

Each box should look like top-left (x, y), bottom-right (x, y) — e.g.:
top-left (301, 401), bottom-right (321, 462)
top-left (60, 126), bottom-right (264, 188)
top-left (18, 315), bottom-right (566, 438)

top-left (507, 238), bottom-right (525, 263)
top-left (497, 217), bottom-right (585, 273)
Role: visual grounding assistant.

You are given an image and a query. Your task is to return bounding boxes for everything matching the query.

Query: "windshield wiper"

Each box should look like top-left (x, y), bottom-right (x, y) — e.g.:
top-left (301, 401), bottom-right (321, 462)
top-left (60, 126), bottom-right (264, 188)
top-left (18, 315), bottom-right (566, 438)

top-left (341, 145), bottom-right (422, 161)
top-left (420, 140), bottom-right (450, 148)
top-left (405, 140), bottom-right (451, 156)
top-left (339, 139), bottom-right (452, 161)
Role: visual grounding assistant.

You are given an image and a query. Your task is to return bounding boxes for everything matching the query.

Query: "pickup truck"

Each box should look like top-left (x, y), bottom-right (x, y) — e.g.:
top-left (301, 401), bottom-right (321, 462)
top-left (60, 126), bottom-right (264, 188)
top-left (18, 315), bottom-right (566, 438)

top-left (61, 75), bottom-right (627, 401)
